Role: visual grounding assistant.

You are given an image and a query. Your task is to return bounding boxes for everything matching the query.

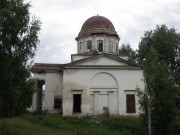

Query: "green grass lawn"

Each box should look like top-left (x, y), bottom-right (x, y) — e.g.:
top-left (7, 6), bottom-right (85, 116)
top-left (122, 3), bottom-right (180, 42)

top-left (0, 113), bottom-right (143, 135)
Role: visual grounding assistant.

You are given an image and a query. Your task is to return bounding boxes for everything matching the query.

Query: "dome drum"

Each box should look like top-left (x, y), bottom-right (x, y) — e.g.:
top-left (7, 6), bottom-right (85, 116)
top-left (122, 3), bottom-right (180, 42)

top-left (76, 15), bottom-right (120, 54)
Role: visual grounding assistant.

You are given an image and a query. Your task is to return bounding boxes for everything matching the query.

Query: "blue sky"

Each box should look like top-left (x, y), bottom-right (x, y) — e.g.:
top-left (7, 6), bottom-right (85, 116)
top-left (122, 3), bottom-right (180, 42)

top-left (29, 0), bottom-right (180, 64)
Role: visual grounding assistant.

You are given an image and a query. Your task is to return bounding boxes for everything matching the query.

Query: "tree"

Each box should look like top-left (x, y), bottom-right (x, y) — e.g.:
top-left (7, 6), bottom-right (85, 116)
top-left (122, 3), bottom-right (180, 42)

top-left (0, 0), bottom-right (41, 117)
top-left (119, 43), bottom-right (136, 62)
top-left (137, 25), bottom-right (180, 135)
top-left (137, 25), bottom-right (180, 85)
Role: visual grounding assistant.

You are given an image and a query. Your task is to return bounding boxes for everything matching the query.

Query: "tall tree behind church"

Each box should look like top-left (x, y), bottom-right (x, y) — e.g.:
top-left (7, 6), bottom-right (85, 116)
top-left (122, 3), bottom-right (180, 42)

top-left (119, 43), bottom-right (136, 62)
top-left (0, 0), bottom-right (41, 117)
top-left (137, 25), bottom-right (180, 135)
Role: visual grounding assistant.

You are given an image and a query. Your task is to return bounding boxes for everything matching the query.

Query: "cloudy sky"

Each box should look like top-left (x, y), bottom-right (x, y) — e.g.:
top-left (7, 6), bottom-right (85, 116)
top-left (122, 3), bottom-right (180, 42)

top-left (29, 0), bottom-right (180, 64)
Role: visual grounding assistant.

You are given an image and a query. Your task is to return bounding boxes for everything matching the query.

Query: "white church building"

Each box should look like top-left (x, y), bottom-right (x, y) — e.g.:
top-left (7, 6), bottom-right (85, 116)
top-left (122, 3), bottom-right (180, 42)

top-left (32, 15), bottom-right (144, 116)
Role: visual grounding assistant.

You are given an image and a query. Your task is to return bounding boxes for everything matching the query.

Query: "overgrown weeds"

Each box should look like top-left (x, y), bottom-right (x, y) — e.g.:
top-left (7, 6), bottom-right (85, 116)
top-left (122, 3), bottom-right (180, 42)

top-left (0, 113), bottom-right (144, 135)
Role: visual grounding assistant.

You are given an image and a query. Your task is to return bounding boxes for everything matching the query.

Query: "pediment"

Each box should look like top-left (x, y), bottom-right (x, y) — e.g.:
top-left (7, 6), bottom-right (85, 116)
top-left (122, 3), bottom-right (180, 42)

top-left (77, 56), bottom-right (128, 66)
top-left (67, 54), bottom-right (140, 67)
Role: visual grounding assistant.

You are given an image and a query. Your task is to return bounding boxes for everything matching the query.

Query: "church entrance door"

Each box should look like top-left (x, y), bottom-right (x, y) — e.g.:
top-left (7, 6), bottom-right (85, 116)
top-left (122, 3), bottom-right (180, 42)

top-left (73, 94), bottom-right (81, 113)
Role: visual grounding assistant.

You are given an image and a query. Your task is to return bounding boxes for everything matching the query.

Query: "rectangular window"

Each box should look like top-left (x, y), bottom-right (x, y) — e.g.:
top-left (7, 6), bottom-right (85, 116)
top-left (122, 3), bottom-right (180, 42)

top-left (54, 96), bottom-right (62, 109)
top-left (97, 40), bottom-right (103, 52)
top-left (108, 41), bottom-right (113, 53)
top-left (86, 40), bottom-right (92, 52)
top-left (73, 94), bottom-right (81, 113)
top-left (126, 94), bottom-right (136, 113)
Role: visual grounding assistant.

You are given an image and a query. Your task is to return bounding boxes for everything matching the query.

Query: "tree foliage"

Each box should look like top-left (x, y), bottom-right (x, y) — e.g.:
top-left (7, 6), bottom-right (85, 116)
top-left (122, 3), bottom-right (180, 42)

top-left (137, 25), bottom-right (180, 135)
top-left (0, 0), bottom-right (41, 117)
top-left (119, 43), bottom-right (136, 62)
top-left (137, 25), bottom-right (180, 85)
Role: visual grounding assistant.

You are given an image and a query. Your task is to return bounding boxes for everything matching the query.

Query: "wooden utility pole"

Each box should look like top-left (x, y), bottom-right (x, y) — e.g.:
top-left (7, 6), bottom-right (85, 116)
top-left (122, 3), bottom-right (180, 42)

top-left (148, 95), bottom-right (151, 135)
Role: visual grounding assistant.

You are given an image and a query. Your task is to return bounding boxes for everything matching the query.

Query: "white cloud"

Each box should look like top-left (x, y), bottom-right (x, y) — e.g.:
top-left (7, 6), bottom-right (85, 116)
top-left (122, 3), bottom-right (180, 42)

top-left (29, 0), bottom-right (180, 63)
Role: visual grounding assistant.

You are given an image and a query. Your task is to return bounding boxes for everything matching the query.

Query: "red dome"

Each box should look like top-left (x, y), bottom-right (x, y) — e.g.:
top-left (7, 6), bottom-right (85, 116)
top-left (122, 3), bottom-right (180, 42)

top-left (81, 15), bottom-right (115, 31)
top-left (76, 15), bottom-right (119, 40)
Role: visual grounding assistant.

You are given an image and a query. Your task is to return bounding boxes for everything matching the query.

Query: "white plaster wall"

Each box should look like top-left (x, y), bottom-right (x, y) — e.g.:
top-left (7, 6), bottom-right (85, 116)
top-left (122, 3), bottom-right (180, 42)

top-left (63, 69), bottom-right (91, 115)
top-left (44, 72), bottom-right (63, 112)
top-left (63, 68), bottom-right (144, 116)
top-left (115, 70), bottom-right (144, 115)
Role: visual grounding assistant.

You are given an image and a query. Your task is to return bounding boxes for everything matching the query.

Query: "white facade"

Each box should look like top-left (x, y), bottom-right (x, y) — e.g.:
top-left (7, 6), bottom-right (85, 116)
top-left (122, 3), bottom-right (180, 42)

top-left (62, 54), bottom-right (144, 115)
top-left (33, 54), bottom-right (144, 116)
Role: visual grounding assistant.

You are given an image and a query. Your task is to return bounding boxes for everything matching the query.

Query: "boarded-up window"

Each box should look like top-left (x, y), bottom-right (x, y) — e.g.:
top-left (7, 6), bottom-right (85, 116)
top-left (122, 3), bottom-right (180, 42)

top-left (126, 94), bottom-right (136, 113)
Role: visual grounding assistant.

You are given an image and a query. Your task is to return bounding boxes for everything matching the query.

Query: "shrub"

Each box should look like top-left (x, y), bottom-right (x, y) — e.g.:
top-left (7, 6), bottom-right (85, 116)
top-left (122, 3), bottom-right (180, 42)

top-left (170, 115), bottom-right (180, 135)
top-left (101, 116), bottom-right (143, 135)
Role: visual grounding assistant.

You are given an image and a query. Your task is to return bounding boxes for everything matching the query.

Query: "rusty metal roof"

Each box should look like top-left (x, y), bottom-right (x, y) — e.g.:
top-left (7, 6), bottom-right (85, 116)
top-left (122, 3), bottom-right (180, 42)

top-left (81, 15), bottom-right (115, 31)
top-left (76, 15), bottom-right (119, 40)
top-left (32, 63), bottom-right (63, 73)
